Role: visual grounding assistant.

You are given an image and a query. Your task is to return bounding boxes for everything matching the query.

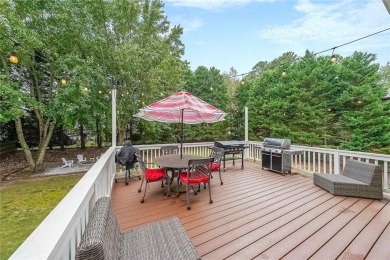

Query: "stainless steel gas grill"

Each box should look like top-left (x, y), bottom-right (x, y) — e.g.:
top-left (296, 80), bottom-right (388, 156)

top-left (257, 138), bottom-right (303, 175)
top-left (214, 141), bottom-right (249, 172)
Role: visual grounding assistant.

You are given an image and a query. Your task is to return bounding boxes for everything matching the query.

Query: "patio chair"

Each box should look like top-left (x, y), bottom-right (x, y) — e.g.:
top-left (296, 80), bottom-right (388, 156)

top-left (160, 145), bottom-right (179, 185)
top-left (61, 158), bottom-right (73, 168)
top-left (197, 146), bottom-right (225, 191)
top-left (161, 145), bottom-right (179, 155)
top-left (137, 154), bottom-right (168, 203)
top-left (313, 159), bottom-right (383, 200)
top-left (210, 146), bottom-right (224, 185)
top-left (77, 154), bottom-right (87, 164)
top-left (177, 158), bottom-right (214, 210)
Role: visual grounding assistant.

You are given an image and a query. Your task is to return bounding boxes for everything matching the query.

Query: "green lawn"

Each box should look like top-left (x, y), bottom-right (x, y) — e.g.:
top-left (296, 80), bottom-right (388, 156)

top-left (0, 174), bottom-right (83, 260)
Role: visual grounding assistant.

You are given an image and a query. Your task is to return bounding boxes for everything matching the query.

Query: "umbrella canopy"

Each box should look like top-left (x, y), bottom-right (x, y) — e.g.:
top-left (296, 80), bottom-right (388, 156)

top-left (134, 91), bottom-right (227, 157)
top-left (134, 91), bottom-right (226, 124)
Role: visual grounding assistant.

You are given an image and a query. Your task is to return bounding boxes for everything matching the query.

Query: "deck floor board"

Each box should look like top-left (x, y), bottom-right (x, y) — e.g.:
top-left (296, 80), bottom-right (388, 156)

top-left (111, 161), bottom-right (389, 260)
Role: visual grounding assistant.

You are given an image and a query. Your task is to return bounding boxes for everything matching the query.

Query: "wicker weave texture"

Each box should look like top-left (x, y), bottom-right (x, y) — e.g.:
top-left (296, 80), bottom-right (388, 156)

top-left (313, 159), bottom-right (383, 200)
top-left (76, 197), bottom-right (200, 260)
top-left (75, 197), bottom-right (122, 260)
top-left (121, 217), bottom-right (200, 260)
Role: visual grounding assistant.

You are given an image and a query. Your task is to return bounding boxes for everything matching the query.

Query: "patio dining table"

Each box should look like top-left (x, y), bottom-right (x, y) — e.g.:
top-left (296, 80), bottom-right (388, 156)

top-left (154, 154), bottom-right (209, 196)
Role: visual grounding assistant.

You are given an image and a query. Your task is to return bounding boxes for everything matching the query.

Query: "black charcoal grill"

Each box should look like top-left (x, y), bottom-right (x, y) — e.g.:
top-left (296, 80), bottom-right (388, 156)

top-left (257, 138), bottom-right (303, 175)
top-left (214, 141), bottom-right (248, 171)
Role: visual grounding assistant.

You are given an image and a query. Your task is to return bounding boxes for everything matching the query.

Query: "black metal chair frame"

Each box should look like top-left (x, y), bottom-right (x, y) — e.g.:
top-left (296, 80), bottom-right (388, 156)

top-left (210, 146), bottom-right (225, 185)
top-left (137, 154), bottom-right (168, 203)
top-left (177, 158), bottom-right (214, 210)
top-left (160, 145), bottom-right (180, 186)
top-left (161, 145), bottom-right (179, 155)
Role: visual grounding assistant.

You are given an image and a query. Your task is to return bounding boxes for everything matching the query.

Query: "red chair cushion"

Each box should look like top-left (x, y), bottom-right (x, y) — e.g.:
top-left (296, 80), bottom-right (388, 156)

top-left (211, 163), bottom-right (220, 171)
top-left (179, 172), bottom-right (209, 185)
top-left (145, 168), bottom-right (166, 181)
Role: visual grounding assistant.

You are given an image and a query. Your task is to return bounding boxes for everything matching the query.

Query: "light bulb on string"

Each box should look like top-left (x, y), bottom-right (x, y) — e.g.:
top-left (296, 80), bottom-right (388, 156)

top-left (331, 47), bottom-right (337, 63)
top-left (8, 42), bottom-right (20, 64)
top-left (8, 51), bottom-right (19, 64)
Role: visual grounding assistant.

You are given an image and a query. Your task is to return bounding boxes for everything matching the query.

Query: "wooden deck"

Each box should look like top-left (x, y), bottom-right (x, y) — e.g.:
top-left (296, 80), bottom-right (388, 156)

top-left (111, 161), bottom-right (390, 260)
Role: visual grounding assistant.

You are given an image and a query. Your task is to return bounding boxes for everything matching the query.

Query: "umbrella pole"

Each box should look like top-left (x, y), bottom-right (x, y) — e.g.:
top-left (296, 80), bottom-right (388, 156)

top-left (180, 109), bottom-right (184, 159)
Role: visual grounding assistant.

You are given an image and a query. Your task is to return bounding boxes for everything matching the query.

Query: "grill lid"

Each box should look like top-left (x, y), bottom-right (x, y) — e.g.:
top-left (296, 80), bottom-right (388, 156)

top-left (263, 138), bottom-right (291, 149)
top-left (214, 140), bottom-right (246, 148)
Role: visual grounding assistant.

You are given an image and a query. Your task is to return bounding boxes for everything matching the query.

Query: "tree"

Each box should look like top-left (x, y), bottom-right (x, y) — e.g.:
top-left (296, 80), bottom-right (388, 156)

top-left (184, 66), bottom-right (229, 142)
top-left (1, 0), bottom-right (112, 170)
top-left (336, 52), bottom-right (390, 151)
top-left (101, 0), bottom-right (186, 144)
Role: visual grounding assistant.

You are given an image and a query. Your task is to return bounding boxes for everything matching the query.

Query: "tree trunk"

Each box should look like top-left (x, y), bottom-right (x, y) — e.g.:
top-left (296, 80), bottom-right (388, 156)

top-left (80, 124), bottom-right (86, 149)
top-left (117, 128), bottom-right (125, 145)
top-left (34, 122), bottom-right (55, 171)
top-left (15, 118), bottom-right (35, 171)
top-left (59, 124), bottom-right (65, 150)
top-left (96, 119), bottom-right (102, 148)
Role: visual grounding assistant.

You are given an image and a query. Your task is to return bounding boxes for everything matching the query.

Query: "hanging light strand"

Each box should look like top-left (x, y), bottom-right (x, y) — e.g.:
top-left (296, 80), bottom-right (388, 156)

top-left (233, 27), bottom-right (390, 78)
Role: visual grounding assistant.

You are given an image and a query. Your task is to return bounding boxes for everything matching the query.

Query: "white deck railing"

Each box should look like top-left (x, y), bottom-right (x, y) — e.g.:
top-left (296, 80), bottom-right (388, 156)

top-left (246, 141), bottom-right (390, 193)
top-left (10, 142), bottom-right (390, 259)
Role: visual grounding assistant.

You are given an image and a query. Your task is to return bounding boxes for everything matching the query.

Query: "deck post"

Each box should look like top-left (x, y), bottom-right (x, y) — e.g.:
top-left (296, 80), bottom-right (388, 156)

top-left (334, 150), bottom-right (340, 175)
top-left (112, 88), bottom-right (117, 147)
top-left (245, 106), bottom-right (248, 159)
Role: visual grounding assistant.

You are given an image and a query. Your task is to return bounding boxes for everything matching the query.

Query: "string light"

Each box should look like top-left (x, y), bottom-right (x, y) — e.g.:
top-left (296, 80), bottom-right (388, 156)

top-left (8, 51), bottom-right (19, 64)
top-left (233, 28), bottom-right (390, 78)
top-left (330, 47), bottom-right (337, 63)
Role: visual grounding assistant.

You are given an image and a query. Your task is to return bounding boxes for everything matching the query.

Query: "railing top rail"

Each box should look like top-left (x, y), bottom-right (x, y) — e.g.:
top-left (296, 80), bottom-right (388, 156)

top-left (291, 145), bottom-right (390, 161)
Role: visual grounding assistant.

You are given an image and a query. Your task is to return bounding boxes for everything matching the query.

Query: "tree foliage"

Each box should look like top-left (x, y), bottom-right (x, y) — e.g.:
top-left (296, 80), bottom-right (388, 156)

top-left (241, 51), bottom-right (389, 151)
top-left (0, 0), bottom-right (186, 170)
top-left (1, 0), bottom-right (388, 163)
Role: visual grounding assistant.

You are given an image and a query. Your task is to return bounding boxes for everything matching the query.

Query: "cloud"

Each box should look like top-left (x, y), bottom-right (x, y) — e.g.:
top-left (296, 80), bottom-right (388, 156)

top-left (259, 0), bottom-right (390, 53)
top-left (165, 0), bottom-right (275, 10)
top-left (169, 16), bottom-right (203, 33)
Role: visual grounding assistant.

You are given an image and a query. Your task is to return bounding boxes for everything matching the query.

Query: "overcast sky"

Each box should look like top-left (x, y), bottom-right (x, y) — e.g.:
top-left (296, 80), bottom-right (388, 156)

top-left (162, 0), bottom-right (390, 74)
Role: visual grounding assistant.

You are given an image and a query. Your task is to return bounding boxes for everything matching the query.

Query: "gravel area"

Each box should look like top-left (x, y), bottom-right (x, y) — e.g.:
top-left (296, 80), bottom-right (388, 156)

top-left (36, 163), bottom-right (94, 176)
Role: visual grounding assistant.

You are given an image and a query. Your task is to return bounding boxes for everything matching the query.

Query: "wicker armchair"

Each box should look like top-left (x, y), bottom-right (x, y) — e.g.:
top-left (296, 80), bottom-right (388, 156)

top-left (313, 159), bottom-right (383, 200)
top-left (76, 197), bottom-right (200, 260)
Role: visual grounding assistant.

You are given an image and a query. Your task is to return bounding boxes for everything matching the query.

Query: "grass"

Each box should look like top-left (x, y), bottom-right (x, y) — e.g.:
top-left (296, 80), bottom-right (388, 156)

top-left (0, 174), bottom-right (83, 260)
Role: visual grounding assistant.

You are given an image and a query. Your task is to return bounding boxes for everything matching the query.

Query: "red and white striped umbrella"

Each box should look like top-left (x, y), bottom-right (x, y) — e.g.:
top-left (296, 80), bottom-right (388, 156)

top-left (134, 91), bottom-right (227, 124)
top-left (134, 91), bottom-right (227, 157)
